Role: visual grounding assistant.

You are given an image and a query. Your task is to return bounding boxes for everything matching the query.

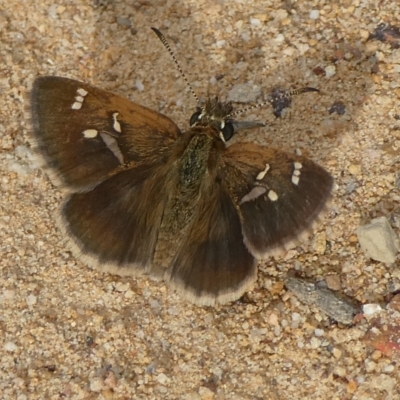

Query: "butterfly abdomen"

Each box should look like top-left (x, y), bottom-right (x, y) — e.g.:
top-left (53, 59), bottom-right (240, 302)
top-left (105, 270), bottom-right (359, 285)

top-left (151, 130), bottom-right (223, 271)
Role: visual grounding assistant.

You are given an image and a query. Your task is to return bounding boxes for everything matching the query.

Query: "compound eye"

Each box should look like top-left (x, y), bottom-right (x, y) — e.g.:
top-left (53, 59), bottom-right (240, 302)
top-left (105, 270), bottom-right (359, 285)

top-left (189, 111), bottom-right (202, 126)
top-left (221, 122), bottom-right (234, 141)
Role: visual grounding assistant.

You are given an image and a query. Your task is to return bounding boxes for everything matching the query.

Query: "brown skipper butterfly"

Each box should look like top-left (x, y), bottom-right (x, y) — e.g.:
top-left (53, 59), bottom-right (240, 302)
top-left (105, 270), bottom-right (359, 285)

top-left (28, 28), bottom-right (333, 305)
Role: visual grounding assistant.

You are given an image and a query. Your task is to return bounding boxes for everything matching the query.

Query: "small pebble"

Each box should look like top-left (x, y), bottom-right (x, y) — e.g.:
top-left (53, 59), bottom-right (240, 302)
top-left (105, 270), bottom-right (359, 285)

top-left (89, 378), bottom-right (103, 392)
top-left (356, 216), bottom-right (399, 264)
top-left (325, 274), bottom-right (341, 291)
top-left (362, 303), bottom-right (383, 315)
top-left (312, 231), bottom-right (327, 254)
top-left (135, 80), bottom-right (144, 92)
top-left (4, 342), bottom-right (19, 352)
top-left (115, 282), bottom-right (130, 292)
top-left (198, 386), bottom-right (215, 400)
top-left (26, 294), bottom-right (37, 306)
top-left (285, 276), bottom-right (360, 324)
top-left (325, 65), bottom-right (337, 78)
top-left (116, 17), bottom-right (131, 27)
top-left (310, 337), bottom-right (321, 349)
top-left (372, 350), bottom-right (382, 360)
top-left (348, 164), bottom-right (361, 175)
top-left (383, 364), bottom-right (395, 373)
top-left (333, 348), bottom-right (343, 359)
top-left (250, 18), bottom-right (261, 27)
top-left (156, 373), bottom-right (169, 385)
top-left (347, 381), bottom-right (358, 394)
top-left (314, 328), bottom-right (324, 337)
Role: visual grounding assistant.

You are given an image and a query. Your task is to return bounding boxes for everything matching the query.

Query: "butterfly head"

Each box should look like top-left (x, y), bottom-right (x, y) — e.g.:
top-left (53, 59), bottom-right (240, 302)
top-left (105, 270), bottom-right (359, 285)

top-left (189, 97), bottom-right (235, 143)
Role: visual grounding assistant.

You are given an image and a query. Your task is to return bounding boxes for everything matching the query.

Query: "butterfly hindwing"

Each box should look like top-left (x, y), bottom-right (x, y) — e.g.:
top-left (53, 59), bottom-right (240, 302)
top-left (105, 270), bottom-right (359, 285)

top-left (29, 76), bottom-right (181, 190)
top-left (167, 181), bottom-right (256, 305)
top-left (60, 163), bottom-right (170, 275)
top-left (223, 142), bottom-right (334, 258)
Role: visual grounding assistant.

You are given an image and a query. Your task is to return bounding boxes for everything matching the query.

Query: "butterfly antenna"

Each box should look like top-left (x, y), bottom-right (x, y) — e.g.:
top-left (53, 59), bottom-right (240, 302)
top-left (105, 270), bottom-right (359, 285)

top-left (151, 27), bottom-right (200, 104)
top-left (228, 87), bottom-right (319, 118)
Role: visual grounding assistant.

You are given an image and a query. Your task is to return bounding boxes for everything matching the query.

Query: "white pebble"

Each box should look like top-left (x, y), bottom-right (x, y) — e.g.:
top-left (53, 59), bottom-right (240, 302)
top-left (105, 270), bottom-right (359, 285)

top-left (89, 377), bottom-right (103, 392)
top-left (5, 342), bottom-right (18, 352)
top-left (383, 364), bottom-right (395, 373)
top-left (356, 375), bottom-right (365, 384)
top-left (310, 337), bottom-right (321, 349)
top-left (314, 328), bottom-right (325, 337)
top-left (26, 294), bottom-right (37, 306)
top-left (241, 32), bottom-right (250, 41)
top-left (115, 282), bottom-right (130, 292)
top-left (156, 373), bottom-right (169, 385)
top-left (363, 303), bottom-right (383, 315)
top-left (356, 216), bottom-right (399, 264)
top-left (309, 10), bottom-right (320, 20)
top-left (283, 47), bottom-right (295, 57)
top-left (135, 80), bottom-right (144, 92)
top-left (167, 306), bottom-right (180, 316)
top-left (124, 290), bottom-right (134, 299)
top-left (325, 65), bottom-right (337, 78)
top-left (297, 43), bottom-right (310, 55)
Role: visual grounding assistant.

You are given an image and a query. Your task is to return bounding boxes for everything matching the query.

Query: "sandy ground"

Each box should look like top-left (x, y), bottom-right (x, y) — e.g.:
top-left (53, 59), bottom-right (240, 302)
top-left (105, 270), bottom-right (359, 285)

top-left (1, 0), bottom-right (400, 399)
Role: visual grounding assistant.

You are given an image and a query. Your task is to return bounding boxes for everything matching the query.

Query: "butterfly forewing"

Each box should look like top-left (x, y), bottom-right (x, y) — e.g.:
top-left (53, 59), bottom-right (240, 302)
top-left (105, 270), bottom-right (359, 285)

top-left (30, 76), bottom-right (181, 190)
top-left (223, 142), bottom-right (334, 258)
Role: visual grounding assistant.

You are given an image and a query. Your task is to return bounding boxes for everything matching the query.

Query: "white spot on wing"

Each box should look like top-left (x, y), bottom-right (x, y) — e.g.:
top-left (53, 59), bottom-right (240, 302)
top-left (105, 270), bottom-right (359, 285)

top-left (292, 161), bottom-right (302, 186)
top-left (71, 102), bottom-right (82, 110)
top-left (294, 162), bottom-right (303, 170)
top-left (268, 190), bottom-right (278, 201)
top-left (256, 164), bottom-right (270, 180)
top-left (112, 112), bottom-right (122, 133)
top-left (82, 129), bottom-right (98, 138)
top-left (71, 88), bottom-right (89, 110)
top-left (77, 88), bottom-right (88, 97)
top-left (100, 133), bottom-right (124, 164)
top-left (240, 186), bottom-right (267, 204)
